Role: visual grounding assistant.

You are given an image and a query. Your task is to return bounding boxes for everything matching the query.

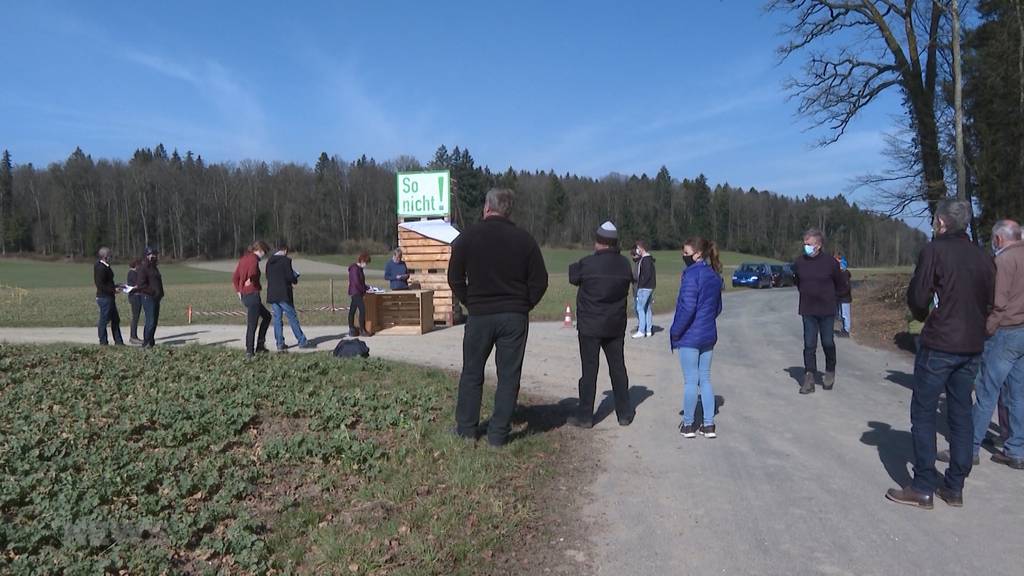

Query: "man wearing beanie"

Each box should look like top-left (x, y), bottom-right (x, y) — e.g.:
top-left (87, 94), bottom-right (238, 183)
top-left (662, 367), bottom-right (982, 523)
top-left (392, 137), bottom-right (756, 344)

top-left (567, 221), bottom-right (637, 428)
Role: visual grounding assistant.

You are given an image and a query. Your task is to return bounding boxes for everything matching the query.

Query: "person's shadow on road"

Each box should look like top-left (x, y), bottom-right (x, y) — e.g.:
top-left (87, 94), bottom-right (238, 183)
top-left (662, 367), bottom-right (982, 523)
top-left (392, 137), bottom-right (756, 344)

top-left (860, 421), bottom-right (913, 486)
top-left (784, 366), bottom-right (806, 388)
top-left (885, 370), bottom-right (915, 391)
top-left (509, 398), bottom-right (579, 440)
top-left (594, 385), bottom-right (655, 425)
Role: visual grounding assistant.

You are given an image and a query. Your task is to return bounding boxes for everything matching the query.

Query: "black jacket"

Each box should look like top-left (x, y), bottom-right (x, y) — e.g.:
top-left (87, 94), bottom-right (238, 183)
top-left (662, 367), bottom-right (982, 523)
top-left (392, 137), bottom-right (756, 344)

top-left (266, 254), bottom-right (299, 304)
top-left (908, 231), bottom-right (995, 355)
top-left (635, 254), bottom-right (656, 290)
top-left (94, 261), bottom-right (116, 298)
top-left (794, 252), bottom-right (847, 316)
top-left (836, 269), bottom-right (852, 303)
top-left (569, 249), bottom-right (634, 338)
top-left (135, 260), bottom-right (164, 300)
top-left (448, 216), bottom-right (549, 315)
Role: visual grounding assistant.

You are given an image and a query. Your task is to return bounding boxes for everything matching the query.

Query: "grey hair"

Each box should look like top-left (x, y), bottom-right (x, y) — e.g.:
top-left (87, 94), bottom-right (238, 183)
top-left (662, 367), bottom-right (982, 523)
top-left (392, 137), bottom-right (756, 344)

top-left (803, 228), bottom-right (825, 243)
top-left (484, 188), bottom-right (515, 217)
top-left (393, 247), bottom-right (403, 257)
top-left (97, 246), bottom-right (112, 259)
top-left (993, 219), bottom-right (1022, 242)
top-left (935, 199), bottom-right (971, 234)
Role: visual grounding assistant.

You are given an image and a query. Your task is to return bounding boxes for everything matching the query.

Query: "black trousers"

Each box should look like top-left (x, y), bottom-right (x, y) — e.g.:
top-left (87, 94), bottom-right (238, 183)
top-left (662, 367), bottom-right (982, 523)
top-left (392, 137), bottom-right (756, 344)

top-left (455, 312), bottom-right (529, 446)
top-left (577, 335), bottom-right (632, 422)
top-left (96, 296), bottom-right (124, 345)
top-left (129, 294), bottom-right (142, 340)
top-left (241, 293), bottom-right (271, 354)
top-left (348, 294), bottom-right (366, 334)
top-left (802, 314), bottom-right (837, 374)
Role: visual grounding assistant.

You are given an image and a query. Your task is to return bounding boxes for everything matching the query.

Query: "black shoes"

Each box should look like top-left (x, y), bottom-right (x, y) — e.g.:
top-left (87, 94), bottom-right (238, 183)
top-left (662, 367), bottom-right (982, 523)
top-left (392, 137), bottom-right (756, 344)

top-left (936, 450), bottom-right (980, 466)
top-left (700, 425), bottom-right (717, 438)
top-left (799, 372), bottom-right (815, 394)
top-left (679, 423), bottom-right (698, 438)
top-left (935, 486), bottom-right (964, 507)
top-left (822, 371), bottom-right (835, 390)
top-left (617, 413), bottom-right (635, 427)
top-left (567, 415), bottom-right (594, 429)
top-left (991, 451), bottom-right (1024, 469)
top-left (885, 486), bottom-right (934, 509)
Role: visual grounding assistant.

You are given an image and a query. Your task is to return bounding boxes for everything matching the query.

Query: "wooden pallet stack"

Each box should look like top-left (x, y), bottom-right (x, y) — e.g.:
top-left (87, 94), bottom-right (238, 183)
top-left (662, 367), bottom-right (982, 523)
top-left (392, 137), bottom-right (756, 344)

top-left (398, 221), bottom-right (462, 325)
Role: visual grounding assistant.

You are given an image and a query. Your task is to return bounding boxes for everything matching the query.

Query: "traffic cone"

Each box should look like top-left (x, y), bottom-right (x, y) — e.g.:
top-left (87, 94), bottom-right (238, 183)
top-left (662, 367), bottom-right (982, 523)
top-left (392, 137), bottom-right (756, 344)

top-left (563, 304), bottom-right (573, 328)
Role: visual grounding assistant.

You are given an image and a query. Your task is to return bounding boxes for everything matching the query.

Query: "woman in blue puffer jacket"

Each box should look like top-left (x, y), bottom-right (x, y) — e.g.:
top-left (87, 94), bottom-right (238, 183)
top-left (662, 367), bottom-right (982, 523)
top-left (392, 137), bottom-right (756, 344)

top-left (670, 236), bottom-right (724, 439)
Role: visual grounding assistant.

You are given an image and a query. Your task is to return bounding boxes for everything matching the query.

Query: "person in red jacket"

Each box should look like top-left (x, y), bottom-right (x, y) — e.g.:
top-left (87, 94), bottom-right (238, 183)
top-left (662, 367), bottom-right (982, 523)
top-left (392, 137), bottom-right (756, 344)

top-left (233, 240), bottom-right (271, 358)
top-left (348, 252), bottom-right (371, 337)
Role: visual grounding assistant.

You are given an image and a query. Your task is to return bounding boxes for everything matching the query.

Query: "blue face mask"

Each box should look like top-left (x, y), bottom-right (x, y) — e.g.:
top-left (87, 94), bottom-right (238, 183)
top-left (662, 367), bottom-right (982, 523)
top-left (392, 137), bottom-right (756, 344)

top-left (803, 244), bottom-right (816, 257)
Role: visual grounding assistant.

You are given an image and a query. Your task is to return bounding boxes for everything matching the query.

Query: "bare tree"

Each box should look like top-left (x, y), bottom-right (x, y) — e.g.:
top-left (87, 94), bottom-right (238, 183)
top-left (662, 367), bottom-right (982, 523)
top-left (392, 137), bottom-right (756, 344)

top-left (768, 0), bottom-right (952, 214)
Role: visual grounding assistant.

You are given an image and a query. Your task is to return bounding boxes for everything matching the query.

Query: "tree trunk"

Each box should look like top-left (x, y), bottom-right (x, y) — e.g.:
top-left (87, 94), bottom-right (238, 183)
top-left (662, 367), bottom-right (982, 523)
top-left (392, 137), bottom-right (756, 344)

top-left (952, 0), bottom-right (967, 201)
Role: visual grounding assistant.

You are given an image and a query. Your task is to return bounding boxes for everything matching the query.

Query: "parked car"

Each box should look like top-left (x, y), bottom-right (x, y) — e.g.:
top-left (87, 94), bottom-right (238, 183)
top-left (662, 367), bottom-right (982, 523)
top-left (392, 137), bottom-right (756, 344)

top-left (732, 263), bottom-right (773, 289)
top-left (770, 264), bottom-right (796, 287)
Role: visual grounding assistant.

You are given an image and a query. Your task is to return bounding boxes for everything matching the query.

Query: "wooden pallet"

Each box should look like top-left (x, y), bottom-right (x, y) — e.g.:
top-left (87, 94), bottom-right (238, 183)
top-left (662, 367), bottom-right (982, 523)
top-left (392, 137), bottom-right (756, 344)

top-left (398, 226), bottom-right (462, 325)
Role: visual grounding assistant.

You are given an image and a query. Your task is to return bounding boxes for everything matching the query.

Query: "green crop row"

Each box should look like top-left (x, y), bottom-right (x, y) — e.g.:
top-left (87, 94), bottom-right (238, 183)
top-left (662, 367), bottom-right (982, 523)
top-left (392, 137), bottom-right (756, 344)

top-left (0, 345), bottom-right (557, 575)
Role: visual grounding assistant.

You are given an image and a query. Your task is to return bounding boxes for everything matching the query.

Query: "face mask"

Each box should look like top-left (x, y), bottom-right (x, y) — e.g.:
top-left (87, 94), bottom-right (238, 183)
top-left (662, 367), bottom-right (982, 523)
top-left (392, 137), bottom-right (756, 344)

top-left (683, 254), bottom-right (695, 267)
top-left (803, 244), bottom-right (816, 257)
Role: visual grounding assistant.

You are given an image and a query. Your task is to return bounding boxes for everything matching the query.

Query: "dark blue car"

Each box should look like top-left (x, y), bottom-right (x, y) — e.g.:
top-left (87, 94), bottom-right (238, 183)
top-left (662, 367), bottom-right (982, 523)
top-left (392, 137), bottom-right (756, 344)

top-left (732, 263), bottom-right (773, 289)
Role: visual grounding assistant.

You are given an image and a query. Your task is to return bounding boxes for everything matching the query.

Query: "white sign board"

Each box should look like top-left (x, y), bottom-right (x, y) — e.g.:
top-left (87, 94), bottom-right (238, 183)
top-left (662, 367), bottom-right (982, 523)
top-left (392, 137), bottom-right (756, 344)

top-left (397, 170), bottom-right (450, 218)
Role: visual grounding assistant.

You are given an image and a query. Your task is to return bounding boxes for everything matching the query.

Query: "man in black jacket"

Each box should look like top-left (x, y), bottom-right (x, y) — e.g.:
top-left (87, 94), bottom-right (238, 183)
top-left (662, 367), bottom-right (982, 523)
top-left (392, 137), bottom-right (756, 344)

top-left (568, 222), bottom-right (636, 428)
top-left (134, 246), bottom-right (164, 349)
top-left (886, 200), bottom-right (996, 509)
top-left (93, 246), bottom-right (124, 346)
top-left (793, 228), bottom-right (847, 393)
top-left (632, 240), bottom-right (656, 339)
top-left (448, 188), bottom-right (549, 447)
top-left (266, 241), bottom-right (313, 351)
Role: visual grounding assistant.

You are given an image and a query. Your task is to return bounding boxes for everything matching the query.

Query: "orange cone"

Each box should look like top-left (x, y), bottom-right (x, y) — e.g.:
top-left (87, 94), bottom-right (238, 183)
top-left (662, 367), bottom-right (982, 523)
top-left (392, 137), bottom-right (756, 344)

top-left (563, 304), bottom-right (573, 328)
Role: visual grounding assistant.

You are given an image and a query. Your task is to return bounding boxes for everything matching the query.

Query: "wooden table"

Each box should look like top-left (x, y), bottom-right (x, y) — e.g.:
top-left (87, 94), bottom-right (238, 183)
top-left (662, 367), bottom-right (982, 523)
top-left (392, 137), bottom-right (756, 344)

top-left (364, 289), bottom-right (435, 335)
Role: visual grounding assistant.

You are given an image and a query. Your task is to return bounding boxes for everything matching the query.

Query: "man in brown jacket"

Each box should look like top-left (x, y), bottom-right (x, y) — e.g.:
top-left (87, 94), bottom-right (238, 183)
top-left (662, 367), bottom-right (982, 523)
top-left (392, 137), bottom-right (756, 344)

top-left (972, 219), bottom-right (1024, 470)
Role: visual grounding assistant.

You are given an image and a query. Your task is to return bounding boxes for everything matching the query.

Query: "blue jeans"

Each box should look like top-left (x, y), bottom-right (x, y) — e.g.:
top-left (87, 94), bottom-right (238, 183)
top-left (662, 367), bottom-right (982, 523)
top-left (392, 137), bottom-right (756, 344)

top-left (973, 326), bottom-right (1024, 458)
top-left (839, 303), bottom-right (851, 332)
top-left (140, 295), bottom-right (161, 348)
top-left (911, 346), bottom-right (980, 494)
top-left (96, 296), bottom-right (123, 345)
top-left (679, 346), bottom-right (714, 426)
top-left (801, 315), bottom-right (836, 373)
top-left (635, 289), bottom-right (653, 334)
top-left (272, 302), bottom-right (308, 349)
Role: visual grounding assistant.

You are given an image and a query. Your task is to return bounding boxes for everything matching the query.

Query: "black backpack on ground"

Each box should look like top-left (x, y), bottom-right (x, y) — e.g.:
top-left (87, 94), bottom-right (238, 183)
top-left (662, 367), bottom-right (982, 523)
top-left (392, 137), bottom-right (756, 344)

top-left (333, 338), bottom-right (370, 359)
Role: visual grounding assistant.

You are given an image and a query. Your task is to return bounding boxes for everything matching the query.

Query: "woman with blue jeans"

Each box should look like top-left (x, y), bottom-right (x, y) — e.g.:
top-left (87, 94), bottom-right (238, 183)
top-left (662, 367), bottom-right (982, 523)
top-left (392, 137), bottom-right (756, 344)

top-left (670, 237), bottom-right (724, 438)
top-left (632, 240), bottom-right (656, 338)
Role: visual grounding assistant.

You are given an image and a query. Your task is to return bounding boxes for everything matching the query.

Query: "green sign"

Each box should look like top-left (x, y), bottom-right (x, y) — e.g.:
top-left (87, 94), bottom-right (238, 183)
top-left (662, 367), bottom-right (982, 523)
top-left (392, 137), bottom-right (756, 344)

top-left (397, 170), bottom-right (450, 217)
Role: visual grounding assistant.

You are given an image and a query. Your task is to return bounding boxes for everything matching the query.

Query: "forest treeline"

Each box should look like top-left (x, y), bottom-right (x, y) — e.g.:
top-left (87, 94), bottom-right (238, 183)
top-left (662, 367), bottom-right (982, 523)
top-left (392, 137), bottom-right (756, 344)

top-left (0, 143), bottom-right (924, 266)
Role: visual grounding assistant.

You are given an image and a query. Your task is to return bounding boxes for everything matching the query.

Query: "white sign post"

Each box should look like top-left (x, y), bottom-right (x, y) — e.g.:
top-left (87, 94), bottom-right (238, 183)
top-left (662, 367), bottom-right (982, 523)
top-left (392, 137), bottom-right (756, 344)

top-left (396, 170), bottom-right (451, 218)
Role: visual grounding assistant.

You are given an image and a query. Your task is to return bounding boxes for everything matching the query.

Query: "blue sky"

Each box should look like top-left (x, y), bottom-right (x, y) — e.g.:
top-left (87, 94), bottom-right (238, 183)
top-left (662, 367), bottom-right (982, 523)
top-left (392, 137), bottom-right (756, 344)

top-left (3, 1), bottom-right (909, 209)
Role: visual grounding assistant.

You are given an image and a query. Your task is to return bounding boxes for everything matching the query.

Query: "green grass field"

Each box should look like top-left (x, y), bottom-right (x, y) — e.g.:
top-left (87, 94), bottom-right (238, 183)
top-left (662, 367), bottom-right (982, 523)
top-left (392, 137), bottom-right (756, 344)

top-left (0, 251), bottom-right (875, 327)
top-left (0, 344), bottom-right (560, 574)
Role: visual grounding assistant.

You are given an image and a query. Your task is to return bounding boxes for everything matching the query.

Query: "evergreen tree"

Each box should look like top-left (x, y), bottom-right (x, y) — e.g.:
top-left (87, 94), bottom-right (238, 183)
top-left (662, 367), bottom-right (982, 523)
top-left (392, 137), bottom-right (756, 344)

top-left (0, 150), bottom-right (12, 254)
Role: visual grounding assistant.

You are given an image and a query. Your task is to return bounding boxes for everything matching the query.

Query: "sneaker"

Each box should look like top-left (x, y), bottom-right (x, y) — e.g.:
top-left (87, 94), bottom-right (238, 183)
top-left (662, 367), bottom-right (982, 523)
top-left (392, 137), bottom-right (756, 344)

top-left (631, 332), bottom-right (646, 339)
top-left (129, 337), bottom-right (143, 346)
top-left (244, 352), bottom-right (255, 361)
top-left (700, 425), bottom-right (717, 438)
top-left (645, 332), bottom-right (653, 338)
top-left (679, 422), bottom-right (697, 438)
top-left (255, 346), bottom-right (269, 354)
top-left (276, 346), bottom-right (289, 353)
top-left (298, 341), bottom-right (316, 349)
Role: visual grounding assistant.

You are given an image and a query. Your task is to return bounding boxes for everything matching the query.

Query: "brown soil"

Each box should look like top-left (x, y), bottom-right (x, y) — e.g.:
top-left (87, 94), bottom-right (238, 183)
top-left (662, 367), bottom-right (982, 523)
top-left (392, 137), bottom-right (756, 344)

top-left (849, 274), bottom-right (916, 356)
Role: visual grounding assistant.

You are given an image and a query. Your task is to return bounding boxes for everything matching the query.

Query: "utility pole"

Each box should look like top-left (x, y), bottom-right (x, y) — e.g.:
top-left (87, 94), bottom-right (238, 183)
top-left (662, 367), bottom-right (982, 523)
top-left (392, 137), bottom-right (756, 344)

top-left (953, 0), bottom-right (967, 201)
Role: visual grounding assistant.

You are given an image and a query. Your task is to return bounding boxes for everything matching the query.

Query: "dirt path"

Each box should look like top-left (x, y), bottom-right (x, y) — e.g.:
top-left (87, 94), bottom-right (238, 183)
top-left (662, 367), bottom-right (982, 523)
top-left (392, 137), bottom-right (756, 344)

top-left (2, 288), bottom-right (1022, 574)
